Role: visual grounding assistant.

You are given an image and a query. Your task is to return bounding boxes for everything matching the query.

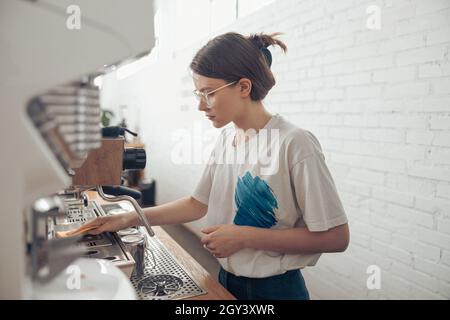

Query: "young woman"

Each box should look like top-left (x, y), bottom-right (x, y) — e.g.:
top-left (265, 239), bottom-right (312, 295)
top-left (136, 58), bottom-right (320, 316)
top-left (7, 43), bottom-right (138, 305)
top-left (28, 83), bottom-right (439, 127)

top-left (83, 32), bottom-right (350, 300)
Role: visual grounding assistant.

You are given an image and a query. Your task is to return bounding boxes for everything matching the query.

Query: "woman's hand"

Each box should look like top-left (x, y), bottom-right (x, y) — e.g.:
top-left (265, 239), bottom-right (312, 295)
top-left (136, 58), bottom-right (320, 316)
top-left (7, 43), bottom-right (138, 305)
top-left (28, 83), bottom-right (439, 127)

top-left (81, 212), bottom-right (136, 235)
top-left (200, 224), bottom-right (248, 258)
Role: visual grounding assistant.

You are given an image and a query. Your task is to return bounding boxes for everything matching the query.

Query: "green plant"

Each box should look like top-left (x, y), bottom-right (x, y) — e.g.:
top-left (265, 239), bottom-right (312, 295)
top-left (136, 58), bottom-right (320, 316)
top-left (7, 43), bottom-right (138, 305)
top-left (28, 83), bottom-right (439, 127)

top-left (101, 109), bottom-right (114, 127)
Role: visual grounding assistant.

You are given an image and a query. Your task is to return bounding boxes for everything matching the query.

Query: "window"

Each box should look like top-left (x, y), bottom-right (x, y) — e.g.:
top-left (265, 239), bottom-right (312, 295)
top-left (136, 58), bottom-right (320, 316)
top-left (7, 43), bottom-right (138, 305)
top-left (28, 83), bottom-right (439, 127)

top-left (175, 0), bottom-right (210, 50)
top-left (238, 0), bottom-right (275, 18)
top-left (211, 0), bottom-right (237, 31)
top-left (173, 0), bottom-right (275, 51)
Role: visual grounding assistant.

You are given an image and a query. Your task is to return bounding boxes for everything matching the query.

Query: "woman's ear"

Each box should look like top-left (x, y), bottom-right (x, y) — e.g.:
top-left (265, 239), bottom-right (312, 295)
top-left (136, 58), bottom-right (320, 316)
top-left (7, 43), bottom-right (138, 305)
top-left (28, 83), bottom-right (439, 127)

top-left (238, 78), bottom-right (252, 98)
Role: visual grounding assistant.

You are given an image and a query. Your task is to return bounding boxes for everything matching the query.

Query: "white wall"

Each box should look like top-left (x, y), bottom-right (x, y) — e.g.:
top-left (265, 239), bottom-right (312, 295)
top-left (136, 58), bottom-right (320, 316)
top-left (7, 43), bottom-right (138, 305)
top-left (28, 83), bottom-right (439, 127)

top-left (101, 0), bottom-right (450, 299)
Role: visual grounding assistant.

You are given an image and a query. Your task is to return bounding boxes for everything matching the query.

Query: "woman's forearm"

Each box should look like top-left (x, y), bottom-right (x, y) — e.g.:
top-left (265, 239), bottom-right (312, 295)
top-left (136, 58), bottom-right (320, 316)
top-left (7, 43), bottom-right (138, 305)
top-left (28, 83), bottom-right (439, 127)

top-left (129, 196), bottom-right (207, 227)
top-left (242, 223), bottom-right (350, 254)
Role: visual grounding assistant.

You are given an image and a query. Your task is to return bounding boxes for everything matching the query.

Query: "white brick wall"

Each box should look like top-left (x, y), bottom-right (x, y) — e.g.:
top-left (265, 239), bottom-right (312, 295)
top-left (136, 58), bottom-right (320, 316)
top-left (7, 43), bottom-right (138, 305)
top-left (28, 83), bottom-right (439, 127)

top-left (270, 0), bottom-right (450, 299)
top-left (102, 0), bottom-right (450, 299)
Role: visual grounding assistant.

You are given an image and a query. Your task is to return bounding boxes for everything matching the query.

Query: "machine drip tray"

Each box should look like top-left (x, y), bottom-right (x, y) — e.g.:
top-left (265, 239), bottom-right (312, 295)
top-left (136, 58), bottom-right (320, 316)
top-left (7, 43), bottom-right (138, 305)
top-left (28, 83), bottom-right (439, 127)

top-left (129, 231), bottom-right (207, 300)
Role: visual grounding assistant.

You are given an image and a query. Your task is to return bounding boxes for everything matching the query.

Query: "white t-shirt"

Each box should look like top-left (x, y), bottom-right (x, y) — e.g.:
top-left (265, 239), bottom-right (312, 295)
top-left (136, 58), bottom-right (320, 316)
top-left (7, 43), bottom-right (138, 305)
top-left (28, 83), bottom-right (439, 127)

top-left (192, 114), bottom-right (348, 278)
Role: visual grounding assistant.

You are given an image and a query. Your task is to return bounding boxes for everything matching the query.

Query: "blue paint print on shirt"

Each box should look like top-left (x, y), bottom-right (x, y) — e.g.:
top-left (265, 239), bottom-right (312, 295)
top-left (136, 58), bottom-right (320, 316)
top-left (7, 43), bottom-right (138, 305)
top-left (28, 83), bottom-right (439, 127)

top-left (233, 171), bottom-right (278, 228)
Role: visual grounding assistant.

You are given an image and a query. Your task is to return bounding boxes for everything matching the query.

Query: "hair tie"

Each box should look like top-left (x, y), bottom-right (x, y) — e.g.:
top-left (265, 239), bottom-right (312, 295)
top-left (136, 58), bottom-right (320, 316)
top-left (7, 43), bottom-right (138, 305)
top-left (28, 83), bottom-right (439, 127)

top-left (261, 47), bottom-right (272, 67)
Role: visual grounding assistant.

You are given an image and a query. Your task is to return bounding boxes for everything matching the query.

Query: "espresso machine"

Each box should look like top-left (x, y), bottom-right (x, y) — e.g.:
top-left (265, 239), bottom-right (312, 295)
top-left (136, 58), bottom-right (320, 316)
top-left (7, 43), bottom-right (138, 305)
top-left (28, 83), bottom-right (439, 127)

top-left (0, 0), bottom-right (156, 299)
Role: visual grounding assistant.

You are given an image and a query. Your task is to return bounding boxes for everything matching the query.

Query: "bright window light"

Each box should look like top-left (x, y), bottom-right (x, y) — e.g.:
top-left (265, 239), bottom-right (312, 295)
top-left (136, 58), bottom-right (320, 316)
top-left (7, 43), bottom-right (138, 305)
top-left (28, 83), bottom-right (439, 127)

top-left (238, 0), bottom-right (275, 18)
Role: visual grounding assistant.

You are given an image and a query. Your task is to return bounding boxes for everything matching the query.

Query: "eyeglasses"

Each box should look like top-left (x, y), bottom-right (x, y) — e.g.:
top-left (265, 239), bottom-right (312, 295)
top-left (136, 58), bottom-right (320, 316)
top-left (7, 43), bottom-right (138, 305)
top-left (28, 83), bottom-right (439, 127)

top-left (193, 81), bottom-right (237, 107)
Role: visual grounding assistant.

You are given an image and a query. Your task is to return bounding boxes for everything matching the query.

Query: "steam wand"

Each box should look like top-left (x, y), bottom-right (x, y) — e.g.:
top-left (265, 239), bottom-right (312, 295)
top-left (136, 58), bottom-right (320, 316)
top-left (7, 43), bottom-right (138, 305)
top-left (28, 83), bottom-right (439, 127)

top-left (96, 186), bottom-right (155, 237)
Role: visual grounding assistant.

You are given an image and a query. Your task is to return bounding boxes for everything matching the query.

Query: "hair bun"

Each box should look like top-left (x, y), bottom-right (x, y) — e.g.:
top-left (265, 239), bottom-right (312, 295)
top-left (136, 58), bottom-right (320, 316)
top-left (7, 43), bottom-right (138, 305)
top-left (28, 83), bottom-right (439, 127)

top-left (247, 33), bottom-right (287, 68)
top-left (247, 32), bottom-right (287, 52)
top-left (261, 47), bottom-right (272, 67)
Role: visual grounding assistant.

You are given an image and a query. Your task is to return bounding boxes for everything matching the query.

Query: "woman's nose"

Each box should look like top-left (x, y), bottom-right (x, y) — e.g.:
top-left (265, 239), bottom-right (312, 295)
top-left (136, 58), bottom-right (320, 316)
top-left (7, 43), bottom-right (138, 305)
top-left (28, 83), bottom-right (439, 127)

top-left (198, 99), bottom-right (209, 111)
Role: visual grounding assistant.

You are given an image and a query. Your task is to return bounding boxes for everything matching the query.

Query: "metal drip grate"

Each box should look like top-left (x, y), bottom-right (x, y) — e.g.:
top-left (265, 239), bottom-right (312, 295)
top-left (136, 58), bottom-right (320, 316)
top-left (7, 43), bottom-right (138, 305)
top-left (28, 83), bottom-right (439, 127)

top-left (137, 275), bottom-right (184, 297)
top-left (129, 233), bottom-right (207, 300)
